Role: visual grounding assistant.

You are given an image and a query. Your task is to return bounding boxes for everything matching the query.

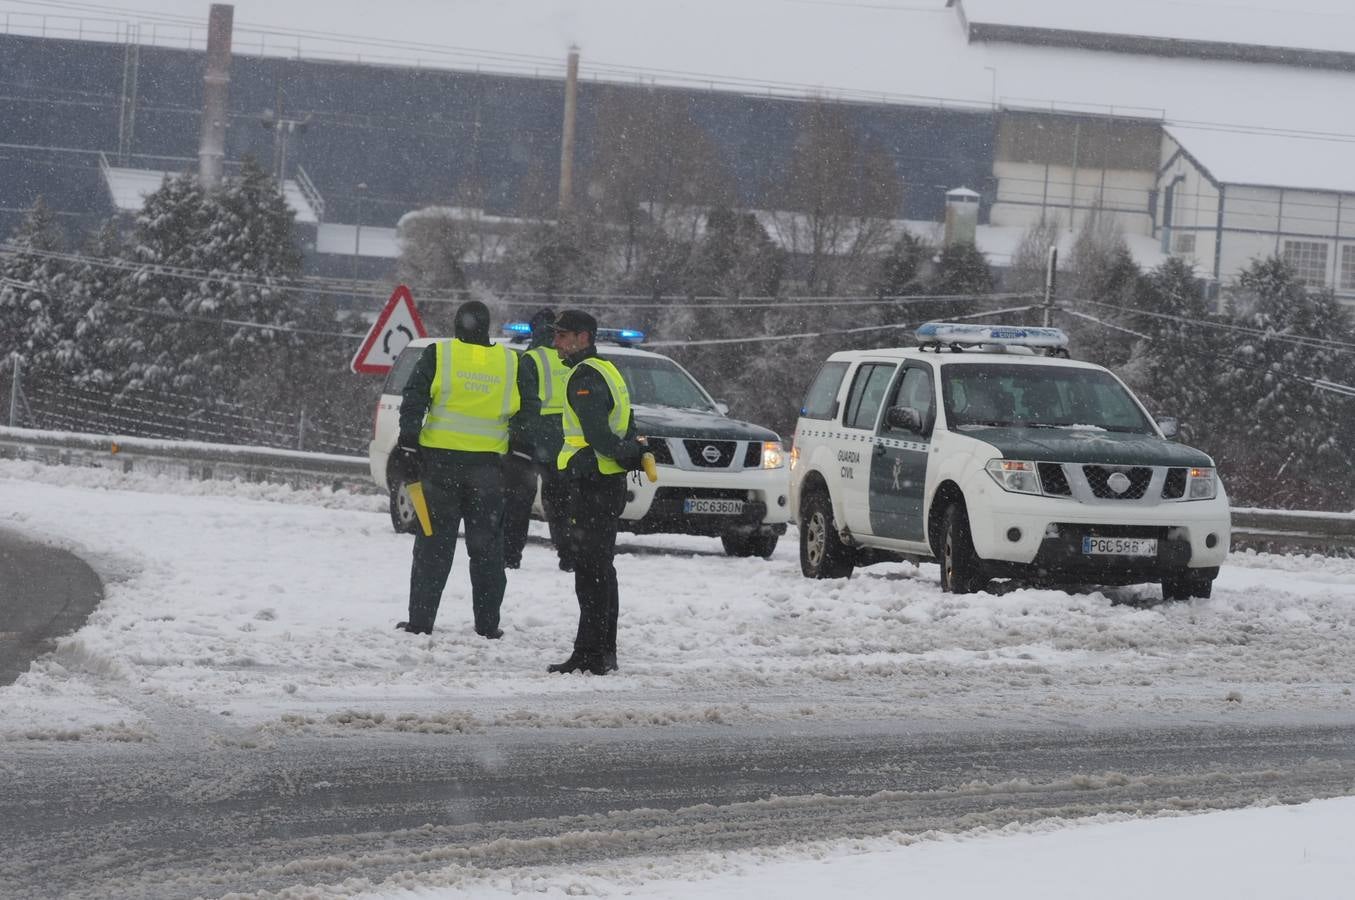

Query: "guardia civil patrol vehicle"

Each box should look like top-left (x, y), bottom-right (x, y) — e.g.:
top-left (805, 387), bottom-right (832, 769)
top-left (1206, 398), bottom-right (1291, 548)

top-left (788, 323), bottom-right (1230, 601)
top-left (370, 326), bottom-right (790, 557)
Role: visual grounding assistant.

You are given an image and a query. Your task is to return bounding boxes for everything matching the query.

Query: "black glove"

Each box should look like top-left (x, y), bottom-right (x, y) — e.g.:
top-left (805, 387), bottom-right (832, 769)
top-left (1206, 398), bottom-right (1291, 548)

top-left (611, 439), bottom-right (645, 472)
top-left (393, 436), bottom-right (422, 483)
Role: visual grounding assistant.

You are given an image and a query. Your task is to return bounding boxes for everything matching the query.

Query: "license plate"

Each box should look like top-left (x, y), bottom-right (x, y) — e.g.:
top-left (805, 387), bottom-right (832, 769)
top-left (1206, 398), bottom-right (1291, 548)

top-left (684, 498), bottom-right (744, 515)
top-left (1082, 536), bottom-right (1158, 557)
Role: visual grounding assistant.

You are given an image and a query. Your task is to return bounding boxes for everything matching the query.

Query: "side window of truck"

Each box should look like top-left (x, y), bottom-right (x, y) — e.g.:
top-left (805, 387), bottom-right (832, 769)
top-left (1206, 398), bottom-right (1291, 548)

top-left (801, 361), bottom-right (849, 420)
top-left (842, 363), bottom-right (898, 430)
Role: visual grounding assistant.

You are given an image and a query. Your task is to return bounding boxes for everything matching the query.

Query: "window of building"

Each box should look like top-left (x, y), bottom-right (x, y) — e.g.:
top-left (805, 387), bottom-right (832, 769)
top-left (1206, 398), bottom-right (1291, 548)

top-left (1172, 232), bottom-right (1196, 255)
top-left (1282, 240), bottom-right (1329, 287)
top-left (1340, 245), bottom-right (1355, 293)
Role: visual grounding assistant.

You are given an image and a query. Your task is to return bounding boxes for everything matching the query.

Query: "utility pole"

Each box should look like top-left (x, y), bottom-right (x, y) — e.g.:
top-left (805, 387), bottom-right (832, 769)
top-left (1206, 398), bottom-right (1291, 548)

top-left (558, 46), bottom-right (580, 213)
top-left (351, 182), bottom-right (367, 299)
top-left (198, 4), bottom-right (233, 191)
top-left (1043, 245), bottom-right (1058, 327)
top-left (8, 353), bottom-right (20, 427)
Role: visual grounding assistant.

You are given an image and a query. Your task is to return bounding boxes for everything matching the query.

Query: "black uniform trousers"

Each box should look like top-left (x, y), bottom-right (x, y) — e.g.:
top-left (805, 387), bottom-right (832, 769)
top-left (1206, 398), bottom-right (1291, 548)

top-left (565, 465), bottom-right (627, 657)
top-left (502, 452), bottom-right (572, 568)
top-left (407, 450), bottom-right (506, 635)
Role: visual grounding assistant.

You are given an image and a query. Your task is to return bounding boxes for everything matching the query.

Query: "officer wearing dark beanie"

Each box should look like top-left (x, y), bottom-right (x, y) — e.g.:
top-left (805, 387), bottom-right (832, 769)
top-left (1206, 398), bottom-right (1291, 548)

top-left (547, 309), bottom-right (647, 675)
top-left (394, 299), bottom-right (520, 638)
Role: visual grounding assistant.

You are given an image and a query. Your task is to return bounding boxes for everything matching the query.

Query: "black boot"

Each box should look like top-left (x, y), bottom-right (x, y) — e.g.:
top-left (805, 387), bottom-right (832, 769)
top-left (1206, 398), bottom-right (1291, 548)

top-left (396, 621), bottom-right (432, 635)
top-left (477, 627), bottom-right (504, 639)
top-left (547, 652), bottom-right (607, 675)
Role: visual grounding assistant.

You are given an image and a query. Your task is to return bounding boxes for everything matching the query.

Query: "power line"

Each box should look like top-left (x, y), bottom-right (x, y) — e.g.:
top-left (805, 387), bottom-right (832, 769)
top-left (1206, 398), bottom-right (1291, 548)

top-left (646, 304), bottom-right (1037, 347)
top-left (1079, 297), bottom-right (1355, 355)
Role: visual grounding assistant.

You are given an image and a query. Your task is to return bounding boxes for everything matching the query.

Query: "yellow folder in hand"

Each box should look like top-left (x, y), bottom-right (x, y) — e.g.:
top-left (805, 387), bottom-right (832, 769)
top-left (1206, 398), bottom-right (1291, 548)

top-left (406, 482), bottom-right (434, 536)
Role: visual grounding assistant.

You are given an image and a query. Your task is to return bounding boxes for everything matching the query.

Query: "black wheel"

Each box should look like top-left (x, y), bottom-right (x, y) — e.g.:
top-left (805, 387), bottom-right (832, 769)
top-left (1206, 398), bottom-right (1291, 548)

top-left (389, 483), bottom-right (418, 534)
top-left (939, 503), bottom-right (984, 594)
top-left (1162, 566), bottom-right (1217, 602)
top-left (721, 531), bottom-right (780, 559)
top-left (799, 491), bottom-right (854, 579)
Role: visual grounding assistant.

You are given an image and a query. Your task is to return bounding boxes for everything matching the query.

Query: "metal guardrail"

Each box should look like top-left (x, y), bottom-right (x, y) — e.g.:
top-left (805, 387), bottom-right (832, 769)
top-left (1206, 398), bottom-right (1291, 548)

top-left (1, 426), bottom-right (1351, 553)
top-left (0, 426), bottom-right (373, 493)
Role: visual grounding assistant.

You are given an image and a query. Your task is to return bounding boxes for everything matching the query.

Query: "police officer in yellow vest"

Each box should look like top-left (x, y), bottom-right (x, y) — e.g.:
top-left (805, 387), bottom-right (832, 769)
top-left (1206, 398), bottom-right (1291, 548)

top-left (394, 300), bottom-right (520, 638)
top-left (503, 308), bottom-right (573, 572)
top-left (546, 310), bottom-right (647, 676)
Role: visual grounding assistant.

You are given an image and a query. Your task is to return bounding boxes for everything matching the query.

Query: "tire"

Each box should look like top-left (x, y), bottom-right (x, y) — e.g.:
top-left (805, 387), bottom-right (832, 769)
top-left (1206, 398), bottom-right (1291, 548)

top-left (721, 531), bottom-right (780, 559)
top-left (1162, 566), bottom-right (1217, 602)
top-left (799, 491), bottom-right (854, 579)
top-left (939, 504), bottom-right (984, 594)
top-left (389, 483), bottom-right (419, 534)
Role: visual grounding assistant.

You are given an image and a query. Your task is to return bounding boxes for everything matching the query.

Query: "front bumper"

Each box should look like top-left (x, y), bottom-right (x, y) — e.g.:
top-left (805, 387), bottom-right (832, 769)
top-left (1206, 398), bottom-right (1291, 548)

top-left (621, 465), bottom-right (791, 537)
top-left (965, 482), bottom-right (1231, 575)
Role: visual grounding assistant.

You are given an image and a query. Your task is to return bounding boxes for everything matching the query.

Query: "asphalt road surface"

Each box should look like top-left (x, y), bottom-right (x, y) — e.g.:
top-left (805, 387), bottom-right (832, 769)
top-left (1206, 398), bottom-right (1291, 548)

top-left (3, 721), bottom-right (1354, 898)
top-left (2, 532), bottom-right (1353, 898)
top-left (0, 529), bottom-right (102, 686)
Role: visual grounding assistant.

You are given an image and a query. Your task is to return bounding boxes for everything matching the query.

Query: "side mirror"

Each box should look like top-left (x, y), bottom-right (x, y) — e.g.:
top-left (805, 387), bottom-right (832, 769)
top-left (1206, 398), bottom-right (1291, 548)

top-left (1157, 416), bottom-right (1179, 439)
top-left (885, 405), bottom-right (924, 434)
top-left (715, 401), bottom-right (730, 416)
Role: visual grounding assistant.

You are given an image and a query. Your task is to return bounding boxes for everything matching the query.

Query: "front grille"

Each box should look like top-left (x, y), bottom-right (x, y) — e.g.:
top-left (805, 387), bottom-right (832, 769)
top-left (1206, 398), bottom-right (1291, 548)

top-left (1038, 462), bottom-right (1071, 496)
top-left (684, 439), bottom-right (736, 468)
top-left (1084, 465), bottom-right (1152, 499)
top-left (1162, 467), bottom-right (1187, 499)
top-left (647, 438), bottom-right (674, 465)
top-left (743, 441), bottom-right (763, 468)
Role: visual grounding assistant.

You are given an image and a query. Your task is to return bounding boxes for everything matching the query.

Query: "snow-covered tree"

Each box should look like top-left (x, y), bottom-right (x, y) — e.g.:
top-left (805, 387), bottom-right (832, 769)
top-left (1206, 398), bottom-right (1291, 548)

top-left (1216, 257), bottom-right (1355, 508)
top-left (0, 198), bottom-right (70, 380)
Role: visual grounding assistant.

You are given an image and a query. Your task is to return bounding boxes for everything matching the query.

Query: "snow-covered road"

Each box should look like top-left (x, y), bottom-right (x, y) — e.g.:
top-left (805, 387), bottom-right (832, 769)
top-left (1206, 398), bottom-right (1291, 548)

top-left (2, 457), bottom-right (1352, 742)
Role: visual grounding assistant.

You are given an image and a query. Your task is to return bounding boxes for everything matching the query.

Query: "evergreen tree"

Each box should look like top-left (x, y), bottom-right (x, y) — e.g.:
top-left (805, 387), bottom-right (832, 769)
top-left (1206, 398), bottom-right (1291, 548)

top-left (62, 220), bottom-right (126, 388)
top-left (0, 198), bottom-right (69, 379)
top-left (1120, 257), bottom-right (1227, 452)
top-left (1217, 257), bottom-right (1355, 508)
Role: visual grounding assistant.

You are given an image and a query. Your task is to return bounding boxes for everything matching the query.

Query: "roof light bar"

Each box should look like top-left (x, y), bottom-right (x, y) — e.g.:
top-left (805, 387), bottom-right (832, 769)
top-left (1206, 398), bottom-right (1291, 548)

top-left (502, 322), bottom-right (646, 345)
top-left (916, 322), bottom-right (1069, 350)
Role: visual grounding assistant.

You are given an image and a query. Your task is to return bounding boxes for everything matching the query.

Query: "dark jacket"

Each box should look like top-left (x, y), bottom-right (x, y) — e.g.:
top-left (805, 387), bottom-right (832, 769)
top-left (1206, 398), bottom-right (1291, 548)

top-left (508, 338), bottom-right (565, 465)
top-left (561, 344), bottom-right (639, 475)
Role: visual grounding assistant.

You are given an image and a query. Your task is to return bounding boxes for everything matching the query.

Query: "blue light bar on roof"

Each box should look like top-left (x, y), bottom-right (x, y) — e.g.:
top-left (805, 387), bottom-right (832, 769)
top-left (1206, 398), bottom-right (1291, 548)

top-left (916, 322), bottom-right (1069, 349)
top-left (502, 322), bottom-right (533, 338)
top-left (598, 327), bottom-right (646, 345)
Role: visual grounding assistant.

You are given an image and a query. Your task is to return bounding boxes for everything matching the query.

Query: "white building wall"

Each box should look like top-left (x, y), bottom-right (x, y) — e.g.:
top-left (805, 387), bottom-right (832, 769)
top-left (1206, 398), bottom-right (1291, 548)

top-left (1157, 135), bottom-right (1355, 299)
top-left (991, 160), bottom-right (1154, 236)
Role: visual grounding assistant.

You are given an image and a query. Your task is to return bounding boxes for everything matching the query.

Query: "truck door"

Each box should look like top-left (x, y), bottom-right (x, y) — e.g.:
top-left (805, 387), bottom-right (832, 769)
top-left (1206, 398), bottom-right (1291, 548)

top-left (868, 364), bottom-right (935, 543)
top-left (838, 361), bottom-right (898, 535)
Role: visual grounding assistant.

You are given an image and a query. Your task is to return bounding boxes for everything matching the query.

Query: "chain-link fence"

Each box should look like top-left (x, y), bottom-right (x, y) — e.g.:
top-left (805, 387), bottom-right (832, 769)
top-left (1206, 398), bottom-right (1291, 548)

top-left (3, 361), bottom-right (368, 456)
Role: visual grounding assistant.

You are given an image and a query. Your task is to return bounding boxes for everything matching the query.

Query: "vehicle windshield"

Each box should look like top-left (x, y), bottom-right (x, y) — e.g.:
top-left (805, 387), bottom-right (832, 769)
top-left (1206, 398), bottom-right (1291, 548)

top-left (941, 363), bottom-right (1154, 434)
top-left (603, 353), bottom-right (718, 413)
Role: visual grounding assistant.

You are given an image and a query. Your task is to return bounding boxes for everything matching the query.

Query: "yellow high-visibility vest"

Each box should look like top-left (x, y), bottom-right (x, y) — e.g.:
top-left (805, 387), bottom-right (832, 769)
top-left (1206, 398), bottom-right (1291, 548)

top-left (528, 346), bottom-right (570, 416)
top-left (419, 339), bottom-right (520, 454)
top-left (558, 357), bottom-right (631, 475)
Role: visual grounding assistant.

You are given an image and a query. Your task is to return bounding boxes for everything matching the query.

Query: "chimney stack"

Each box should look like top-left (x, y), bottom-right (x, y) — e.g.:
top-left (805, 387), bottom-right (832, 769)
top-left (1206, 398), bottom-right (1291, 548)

top-left (198, 4), bottom-right (234, 191)
top-left (944, 187), bottom-right (980, 246)
top-left (558, 46), bottom-right (580, 213)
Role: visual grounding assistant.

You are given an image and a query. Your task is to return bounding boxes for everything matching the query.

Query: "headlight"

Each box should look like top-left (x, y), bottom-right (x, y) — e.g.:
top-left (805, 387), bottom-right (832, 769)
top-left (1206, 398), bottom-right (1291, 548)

top-left (763, 441), bottom-right (786, 469)
top-left (1186, 466), bottom-right (1217, 500)
top-left (985, 458), bottom-right (1041, 495)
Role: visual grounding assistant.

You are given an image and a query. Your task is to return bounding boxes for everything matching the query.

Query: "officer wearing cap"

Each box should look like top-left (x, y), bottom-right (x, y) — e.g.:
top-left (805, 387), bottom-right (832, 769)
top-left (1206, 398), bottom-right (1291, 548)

top-left (393, 299), bottom-right (520, 638)
top-left (547, 309), bottom-right (647, 676)
top-left (503, 307), bottom-right (573, 571)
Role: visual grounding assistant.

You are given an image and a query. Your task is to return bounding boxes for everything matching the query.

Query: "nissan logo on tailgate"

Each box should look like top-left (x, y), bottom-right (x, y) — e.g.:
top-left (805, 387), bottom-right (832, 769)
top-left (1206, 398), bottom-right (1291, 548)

top-left (701, 444), bottom-right (722, 464)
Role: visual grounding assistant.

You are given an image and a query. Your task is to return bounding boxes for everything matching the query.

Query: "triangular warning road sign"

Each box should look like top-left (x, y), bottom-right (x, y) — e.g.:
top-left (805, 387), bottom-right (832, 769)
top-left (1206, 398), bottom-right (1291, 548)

top-left (351, 285), bottom-right (428, 374)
